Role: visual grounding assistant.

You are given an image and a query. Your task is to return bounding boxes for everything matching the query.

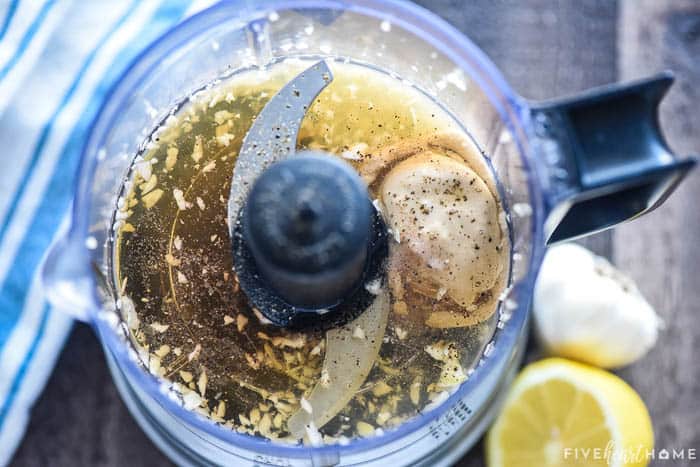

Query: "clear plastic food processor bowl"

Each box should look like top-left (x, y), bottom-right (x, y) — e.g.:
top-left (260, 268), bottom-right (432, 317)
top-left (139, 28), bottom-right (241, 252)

top-left (43, 1), bottom-right (546, 465)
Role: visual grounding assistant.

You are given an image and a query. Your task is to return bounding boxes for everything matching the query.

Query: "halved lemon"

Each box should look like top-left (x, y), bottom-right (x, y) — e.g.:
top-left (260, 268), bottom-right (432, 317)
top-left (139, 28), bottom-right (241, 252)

top-left (486, 358), bottom-right (653, 467)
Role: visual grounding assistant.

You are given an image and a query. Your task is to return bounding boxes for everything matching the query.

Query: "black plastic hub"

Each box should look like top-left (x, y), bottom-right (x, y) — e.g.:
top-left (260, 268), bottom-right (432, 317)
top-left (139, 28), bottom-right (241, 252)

top-left (231, 152), bottom-right (388, 328)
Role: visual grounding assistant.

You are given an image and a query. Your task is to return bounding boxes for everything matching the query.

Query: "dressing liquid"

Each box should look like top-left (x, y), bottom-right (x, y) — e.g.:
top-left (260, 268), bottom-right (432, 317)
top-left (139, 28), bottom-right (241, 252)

top-left (113, 59), bottom-right (509, 443)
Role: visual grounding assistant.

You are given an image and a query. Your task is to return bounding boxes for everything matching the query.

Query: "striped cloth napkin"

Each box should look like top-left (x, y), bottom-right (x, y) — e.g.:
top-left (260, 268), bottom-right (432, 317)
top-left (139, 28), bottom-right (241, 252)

top-left (0, 1), bottom-right (217, 464)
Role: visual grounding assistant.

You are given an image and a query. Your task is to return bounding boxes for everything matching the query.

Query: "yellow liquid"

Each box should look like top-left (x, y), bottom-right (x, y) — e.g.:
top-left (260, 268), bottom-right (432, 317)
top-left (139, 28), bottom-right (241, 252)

top-left (114, 59), bottom-right (507, 442)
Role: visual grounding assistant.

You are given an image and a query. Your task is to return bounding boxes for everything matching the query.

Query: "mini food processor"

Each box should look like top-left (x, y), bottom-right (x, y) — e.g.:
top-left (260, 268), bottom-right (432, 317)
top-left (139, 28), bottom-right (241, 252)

top-left (42, 1), bottom-right (695, 466)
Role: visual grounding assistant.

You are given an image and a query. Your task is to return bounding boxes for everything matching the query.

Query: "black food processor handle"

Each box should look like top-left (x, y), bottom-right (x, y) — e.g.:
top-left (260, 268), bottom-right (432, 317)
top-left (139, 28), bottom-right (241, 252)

top-left (531, 72), bottom-right (696, 243)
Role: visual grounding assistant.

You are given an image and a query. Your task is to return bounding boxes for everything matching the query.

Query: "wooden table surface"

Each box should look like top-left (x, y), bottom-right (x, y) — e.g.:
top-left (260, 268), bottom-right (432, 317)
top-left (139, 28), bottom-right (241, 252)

top-left (10, 1), bottom-right (700, 466)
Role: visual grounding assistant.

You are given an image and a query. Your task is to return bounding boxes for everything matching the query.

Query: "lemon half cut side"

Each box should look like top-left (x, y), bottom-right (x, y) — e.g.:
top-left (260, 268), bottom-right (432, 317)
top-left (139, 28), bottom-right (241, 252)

top-left (486, 358), bottom-right (653, 467)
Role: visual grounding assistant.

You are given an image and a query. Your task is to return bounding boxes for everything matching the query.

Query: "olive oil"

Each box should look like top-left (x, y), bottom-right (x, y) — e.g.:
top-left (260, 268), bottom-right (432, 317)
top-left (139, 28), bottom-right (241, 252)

top-left (114, 59), bottom-right (508, 443)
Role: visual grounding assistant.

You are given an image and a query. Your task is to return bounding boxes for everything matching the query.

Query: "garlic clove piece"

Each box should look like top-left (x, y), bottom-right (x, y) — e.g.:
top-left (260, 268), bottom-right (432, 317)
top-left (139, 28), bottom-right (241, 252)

top-left (380, 152), bottom-right (504, 309)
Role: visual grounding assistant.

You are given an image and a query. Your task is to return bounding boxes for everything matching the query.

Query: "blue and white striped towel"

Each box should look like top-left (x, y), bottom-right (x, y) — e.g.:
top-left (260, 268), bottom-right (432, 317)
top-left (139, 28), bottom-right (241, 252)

top-left (0, 1), bottom-right (218, 464)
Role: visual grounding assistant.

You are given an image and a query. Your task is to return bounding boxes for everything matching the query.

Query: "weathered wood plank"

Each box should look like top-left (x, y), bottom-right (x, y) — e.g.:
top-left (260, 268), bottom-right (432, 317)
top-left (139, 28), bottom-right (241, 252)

top-left (615, 1), bottom-right (700, 466)
top-left (412, 2), bottom-right (619, 465)
top-left (411, 1), bottom-right (617, 466)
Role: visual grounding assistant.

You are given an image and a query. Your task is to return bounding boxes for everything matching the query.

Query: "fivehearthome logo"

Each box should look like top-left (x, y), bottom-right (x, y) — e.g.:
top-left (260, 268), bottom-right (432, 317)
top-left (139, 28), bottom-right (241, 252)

top-left (563, 442), bottom-right (697, 463)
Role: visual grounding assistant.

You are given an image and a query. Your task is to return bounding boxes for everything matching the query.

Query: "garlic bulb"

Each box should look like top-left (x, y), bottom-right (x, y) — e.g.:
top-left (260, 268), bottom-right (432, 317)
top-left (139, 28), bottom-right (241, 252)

top-left (533, 243), bottom-right (662, 369)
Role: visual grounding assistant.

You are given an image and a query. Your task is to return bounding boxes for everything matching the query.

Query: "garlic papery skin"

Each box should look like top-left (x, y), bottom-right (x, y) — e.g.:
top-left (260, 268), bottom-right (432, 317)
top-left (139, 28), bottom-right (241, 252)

top-left (533, 243), bottom-right (662, 369)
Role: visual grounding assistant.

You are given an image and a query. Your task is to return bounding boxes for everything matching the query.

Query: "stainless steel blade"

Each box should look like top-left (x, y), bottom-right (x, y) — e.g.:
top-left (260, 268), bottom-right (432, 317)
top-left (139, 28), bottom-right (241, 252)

top-left (227, 60), bottom-right (333, 238)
